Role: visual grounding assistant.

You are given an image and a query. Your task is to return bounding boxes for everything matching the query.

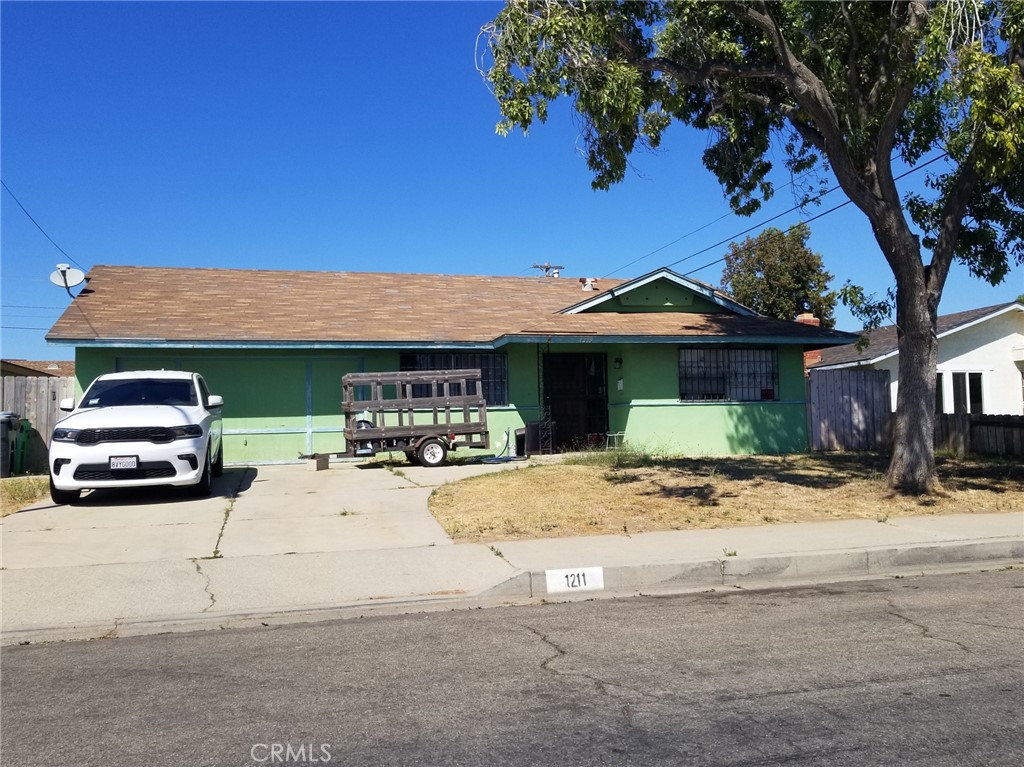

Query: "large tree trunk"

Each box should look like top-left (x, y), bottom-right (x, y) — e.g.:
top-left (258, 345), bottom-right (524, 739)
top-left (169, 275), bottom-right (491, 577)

top-left (867, 214), bottom-right (944, 495)
top-left (886, 283), bottom-right (942, 493)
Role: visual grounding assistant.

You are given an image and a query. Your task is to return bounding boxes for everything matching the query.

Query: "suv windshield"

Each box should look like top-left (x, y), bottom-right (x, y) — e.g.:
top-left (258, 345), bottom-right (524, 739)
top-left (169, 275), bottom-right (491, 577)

top-left (81, 378), bottom-right (199, 408)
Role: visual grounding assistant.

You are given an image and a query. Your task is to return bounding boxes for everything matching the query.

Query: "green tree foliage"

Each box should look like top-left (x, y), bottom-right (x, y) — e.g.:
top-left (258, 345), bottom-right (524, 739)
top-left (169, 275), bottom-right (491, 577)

top-left (721, 224), bottom-right (837, 328)
top-left (481, 0), bottom-right (1024, 493)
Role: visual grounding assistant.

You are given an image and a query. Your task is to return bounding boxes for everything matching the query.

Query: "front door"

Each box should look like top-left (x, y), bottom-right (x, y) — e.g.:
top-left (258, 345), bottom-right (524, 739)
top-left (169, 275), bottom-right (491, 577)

top-left (542, 353), bottom-right (608, 450)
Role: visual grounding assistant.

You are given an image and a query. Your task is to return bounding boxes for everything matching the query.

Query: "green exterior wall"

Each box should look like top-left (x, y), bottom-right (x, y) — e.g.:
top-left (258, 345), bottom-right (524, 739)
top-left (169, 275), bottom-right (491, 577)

top-left (75, 340), bottom-right (810, 463)
top-left (585, 280), bottom-right (727, 313)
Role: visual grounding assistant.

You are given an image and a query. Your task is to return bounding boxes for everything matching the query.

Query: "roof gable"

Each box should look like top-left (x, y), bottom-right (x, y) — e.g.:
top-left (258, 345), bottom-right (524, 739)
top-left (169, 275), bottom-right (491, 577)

top-left (561, 268), bottom-right (757, 316)
top-left (814, 302), bottom-right (1024, 368)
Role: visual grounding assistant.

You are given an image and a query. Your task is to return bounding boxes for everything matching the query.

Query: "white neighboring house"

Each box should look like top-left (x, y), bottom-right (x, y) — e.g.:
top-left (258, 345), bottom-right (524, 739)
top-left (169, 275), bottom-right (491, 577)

top-left (812, 302), bottom-right (1024, 416)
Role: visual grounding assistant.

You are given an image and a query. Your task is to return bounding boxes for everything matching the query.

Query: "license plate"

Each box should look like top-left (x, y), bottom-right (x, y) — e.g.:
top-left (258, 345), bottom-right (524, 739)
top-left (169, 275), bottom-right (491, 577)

top-left (109, 455), bottom-right (138, 470)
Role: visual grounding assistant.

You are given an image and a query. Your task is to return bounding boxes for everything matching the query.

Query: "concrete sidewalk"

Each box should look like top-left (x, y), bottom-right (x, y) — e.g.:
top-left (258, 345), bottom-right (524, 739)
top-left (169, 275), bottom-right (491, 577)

top-left (1, 461), bottom-right (1021, 644)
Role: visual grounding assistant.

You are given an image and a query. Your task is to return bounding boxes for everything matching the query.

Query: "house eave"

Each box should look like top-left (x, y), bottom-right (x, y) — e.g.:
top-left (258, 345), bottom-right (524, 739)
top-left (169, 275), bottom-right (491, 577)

top-left (46, 338), bottom-right (505, 351)
top-left (500, 334), bottom-right (854, 346)
top-left (936, 302), bottom-right (1024, 340)
top-left (50, 333), bottom-right (856, 350)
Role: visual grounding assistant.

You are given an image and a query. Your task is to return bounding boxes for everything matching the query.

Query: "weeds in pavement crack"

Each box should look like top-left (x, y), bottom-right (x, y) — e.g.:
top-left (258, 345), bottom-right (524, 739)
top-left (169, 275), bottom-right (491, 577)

top-left (211, 498), bottom-right (233, 558)
top-left (97, 618), bottom-right (122, 640)
top-left (192, 559), bottom-right (217, 613)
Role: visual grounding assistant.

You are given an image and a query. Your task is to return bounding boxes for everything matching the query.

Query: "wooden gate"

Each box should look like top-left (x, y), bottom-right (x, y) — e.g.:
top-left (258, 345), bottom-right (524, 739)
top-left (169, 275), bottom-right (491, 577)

top-left (807, 369), bottom-right (891, 451)
top-left (0, 375), bottom-right (76, 473)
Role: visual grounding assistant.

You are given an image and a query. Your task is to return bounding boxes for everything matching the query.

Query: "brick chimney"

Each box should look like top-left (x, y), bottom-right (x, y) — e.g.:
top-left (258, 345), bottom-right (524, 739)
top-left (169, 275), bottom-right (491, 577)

top-left (796, 312), bottom-right (822, 374)
top-left (795, 312), bottom-right (821, 327)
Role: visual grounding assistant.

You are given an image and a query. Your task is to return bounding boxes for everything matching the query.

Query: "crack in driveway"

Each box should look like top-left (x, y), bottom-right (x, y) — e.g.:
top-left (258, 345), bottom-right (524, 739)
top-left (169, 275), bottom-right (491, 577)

top-left (192, 559), bottom-right (216, 613)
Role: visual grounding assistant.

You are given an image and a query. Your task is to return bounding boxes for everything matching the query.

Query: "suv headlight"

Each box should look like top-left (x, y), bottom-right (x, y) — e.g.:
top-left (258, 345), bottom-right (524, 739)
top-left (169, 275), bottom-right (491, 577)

top-left (170, 425), bottom-right (204, 439)
top-left (52, 428), bottom-right (80, 442)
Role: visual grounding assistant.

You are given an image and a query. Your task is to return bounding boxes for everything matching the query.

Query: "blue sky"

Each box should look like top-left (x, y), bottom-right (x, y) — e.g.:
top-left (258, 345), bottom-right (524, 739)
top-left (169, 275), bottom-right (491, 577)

top-left (3, 0), bottom-right (1022, 361)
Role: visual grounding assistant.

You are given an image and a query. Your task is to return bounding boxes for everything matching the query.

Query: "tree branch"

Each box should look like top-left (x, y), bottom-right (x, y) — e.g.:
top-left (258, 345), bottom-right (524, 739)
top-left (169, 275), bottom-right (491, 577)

top-left (840, 0), bottom-right (867, 123)
top-left (928, 154), bottom-right (980, 294)
top-left (613, 32), bottom-right (785, 85)
top-left (870, 2), bottom-right (930, 215)
top-left (724, 2), bottom-right (881, 214)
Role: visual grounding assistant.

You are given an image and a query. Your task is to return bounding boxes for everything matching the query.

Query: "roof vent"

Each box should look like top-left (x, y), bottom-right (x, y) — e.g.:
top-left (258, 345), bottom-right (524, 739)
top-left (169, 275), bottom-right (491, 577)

top-left (580, 278), bottom-right (598, 291)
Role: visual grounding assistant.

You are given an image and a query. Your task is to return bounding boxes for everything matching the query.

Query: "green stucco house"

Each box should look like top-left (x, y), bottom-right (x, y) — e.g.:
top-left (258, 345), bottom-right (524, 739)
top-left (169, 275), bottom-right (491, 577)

top-left (46, 265), bottom-right (855, 462)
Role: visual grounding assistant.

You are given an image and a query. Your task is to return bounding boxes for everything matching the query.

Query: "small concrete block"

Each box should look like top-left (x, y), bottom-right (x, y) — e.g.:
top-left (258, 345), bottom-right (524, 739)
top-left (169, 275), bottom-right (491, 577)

top-left (306, 455), bottom-right (329, 471)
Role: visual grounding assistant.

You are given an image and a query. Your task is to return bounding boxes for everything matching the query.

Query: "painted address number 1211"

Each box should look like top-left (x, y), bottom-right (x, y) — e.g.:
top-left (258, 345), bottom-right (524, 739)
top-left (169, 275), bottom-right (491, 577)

top-left (545, 566), bottom-right (605, 594)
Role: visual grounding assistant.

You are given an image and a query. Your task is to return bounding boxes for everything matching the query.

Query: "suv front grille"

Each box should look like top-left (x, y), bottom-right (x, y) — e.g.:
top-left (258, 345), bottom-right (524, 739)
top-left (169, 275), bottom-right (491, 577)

top-left (75, 427), bottom-right (177, 445)
top-left (74, 462), bottom-right (177, 481)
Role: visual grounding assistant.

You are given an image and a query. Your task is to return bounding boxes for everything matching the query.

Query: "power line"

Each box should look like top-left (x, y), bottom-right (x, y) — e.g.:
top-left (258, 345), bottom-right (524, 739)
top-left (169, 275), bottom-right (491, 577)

top-left (1, 180), bottom-right (87, 271)
top-left (1, 325), bottom-right (52, 331)
top-left (680, 153), bottom-right (950, 279)
top-left (683, 197), bottom-right (854, 278)
top-left (603, 210), bottom-right (735, 278)
top-left (605, 152), bottom-right (949, 281)
top-left (603, 164), bottom-right (837, 279)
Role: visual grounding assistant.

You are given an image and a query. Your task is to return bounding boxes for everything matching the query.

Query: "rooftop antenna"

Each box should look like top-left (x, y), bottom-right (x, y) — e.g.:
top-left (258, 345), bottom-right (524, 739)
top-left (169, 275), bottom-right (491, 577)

top-left (49, 263), bottom-right (85, 299)
top-left (531, 262), bottom-right (565, 278)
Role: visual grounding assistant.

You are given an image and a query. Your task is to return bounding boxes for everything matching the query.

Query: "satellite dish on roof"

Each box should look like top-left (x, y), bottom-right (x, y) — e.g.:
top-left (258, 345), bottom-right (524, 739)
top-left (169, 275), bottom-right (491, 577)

top-left (50, 264), bottom-right (85, 297)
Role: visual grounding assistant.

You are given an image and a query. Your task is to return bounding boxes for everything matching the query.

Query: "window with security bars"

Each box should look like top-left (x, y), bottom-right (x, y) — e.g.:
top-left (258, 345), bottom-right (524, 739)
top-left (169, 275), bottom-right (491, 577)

top-left (399, 353), bottom-right (509, 406)
top-left (679, 347), bottom-right (779, 402)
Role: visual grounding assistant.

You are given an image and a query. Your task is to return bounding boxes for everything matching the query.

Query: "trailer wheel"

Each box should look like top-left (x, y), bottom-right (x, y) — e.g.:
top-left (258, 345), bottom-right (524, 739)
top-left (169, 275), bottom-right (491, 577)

top-left (405, 451), bottom-right (420, 465)
top-left (417, 439), bottom-right (447, 467)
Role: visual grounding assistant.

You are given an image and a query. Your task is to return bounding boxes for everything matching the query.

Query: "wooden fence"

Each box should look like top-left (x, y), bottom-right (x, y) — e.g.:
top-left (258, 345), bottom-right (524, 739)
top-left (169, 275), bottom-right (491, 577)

top-left (936, 413), bottom-right (1024, 457)
top-left (807, 368), bottom-right (892, 451)
top-left (0, 376), bottom-right (76, 473)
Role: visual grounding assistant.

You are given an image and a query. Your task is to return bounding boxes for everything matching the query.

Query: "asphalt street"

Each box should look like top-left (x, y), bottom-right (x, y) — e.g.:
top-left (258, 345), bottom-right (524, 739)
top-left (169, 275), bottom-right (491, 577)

top-left (2, 570), bottom-right (1022, 767)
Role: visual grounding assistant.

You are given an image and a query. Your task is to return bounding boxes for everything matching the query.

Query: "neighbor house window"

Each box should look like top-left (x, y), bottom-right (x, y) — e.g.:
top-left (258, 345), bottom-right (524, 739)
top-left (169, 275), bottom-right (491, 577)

top-left (400, 352), bottom-right (509, 406)
top-left (679, 347), bottom-right (778, 402)
top-left (950, 371), bottom-right (984, 414)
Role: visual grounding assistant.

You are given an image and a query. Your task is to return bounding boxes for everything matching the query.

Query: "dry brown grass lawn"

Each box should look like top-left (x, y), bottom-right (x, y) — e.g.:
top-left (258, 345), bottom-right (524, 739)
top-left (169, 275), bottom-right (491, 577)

top-left (429, 452), bottom-right (1023, 543)
top-left (0, 475), bottom-right (49, 517)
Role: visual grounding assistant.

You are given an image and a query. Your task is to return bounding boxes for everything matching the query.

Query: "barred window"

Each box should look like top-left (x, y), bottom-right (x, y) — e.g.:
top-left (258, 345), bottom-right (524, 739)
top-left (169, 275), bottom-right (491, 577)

top-left (679, 347), bottom-right (778, 402)
top-left (400, 352), bottom-right (509, 406)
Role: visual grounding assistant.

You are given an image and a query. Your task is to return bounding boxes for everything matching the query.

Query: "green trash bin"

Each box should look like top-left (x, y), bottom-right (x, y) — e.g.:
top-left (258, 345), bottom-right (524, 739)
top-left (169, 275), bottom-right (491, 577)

top-left (13, 418), bottom-right (31, 475)
top-left (0, 412), bottom-right (18, 477)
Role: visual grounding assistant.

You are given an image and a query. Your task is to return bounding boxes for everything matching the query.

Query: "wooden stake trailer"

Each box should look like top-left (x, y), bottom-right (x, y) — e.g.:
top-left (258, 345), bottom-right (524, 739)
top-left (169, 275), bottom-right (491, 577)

top-left (342, 369), bottom-right (489, 466)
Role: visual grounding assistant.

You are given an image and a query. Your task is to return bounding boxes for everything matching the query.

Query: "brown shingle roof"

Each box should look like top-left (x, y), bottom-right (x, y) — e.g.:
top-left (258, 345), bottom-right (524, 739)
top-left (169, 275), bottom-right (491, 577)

top-left (813, 302), bottom-right (1022, 367)
top-left (46, 265), bottom-right (854, 347)
top-left (1, 359), bottom-right (76, 377)
top-left (48, 266), bottom-right (614, 344)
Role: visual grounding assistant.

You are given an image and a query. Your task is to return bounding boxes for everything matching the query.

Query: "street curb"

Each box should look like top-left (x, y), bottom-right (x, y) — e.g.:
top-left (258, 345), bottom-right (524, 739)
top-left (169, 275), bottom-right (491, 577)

top-left (481, 538), bottom-right (1024, 599)
top-left (2, 539), bottom-right (1020, 646)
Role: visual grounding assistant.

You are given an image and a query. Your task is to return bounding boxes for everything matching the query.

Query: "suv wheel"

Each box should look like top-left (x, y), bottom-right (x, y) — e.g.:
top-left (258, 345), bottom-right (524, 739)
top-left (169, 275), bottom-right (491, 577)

top-left (50, 476), bottom-right (81, 505)
top-left (190, 449), bottom-right (212, 497)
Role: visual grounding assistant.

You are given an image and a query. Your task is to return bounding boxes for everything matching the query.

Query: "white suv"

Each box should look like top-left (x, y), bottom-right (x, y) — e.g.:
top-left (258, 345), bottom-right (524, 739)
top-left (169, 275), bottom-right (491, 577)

top-left (49, 370), bottom-right (224, 505)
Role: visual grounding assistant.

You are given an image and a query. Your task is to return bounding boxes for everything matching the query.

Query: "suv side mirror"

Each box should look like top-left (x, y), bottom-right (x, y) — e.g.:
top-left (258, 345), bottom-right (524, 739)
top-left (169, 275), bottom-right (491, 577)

top-left (207, 395), bottom-right (224, 408)
top-left (59, 398), bottom-right (75, 412)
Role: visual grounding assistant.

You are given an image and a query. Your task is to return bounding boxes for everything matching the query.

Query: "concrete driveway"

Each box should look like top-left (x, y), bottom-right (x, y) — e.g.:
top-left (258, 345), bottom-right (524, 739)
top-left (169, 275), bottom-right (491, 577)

top-left (1, 461), bottom-right (525, 570)
top-left (0, 460), bottom-right (534, 637)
